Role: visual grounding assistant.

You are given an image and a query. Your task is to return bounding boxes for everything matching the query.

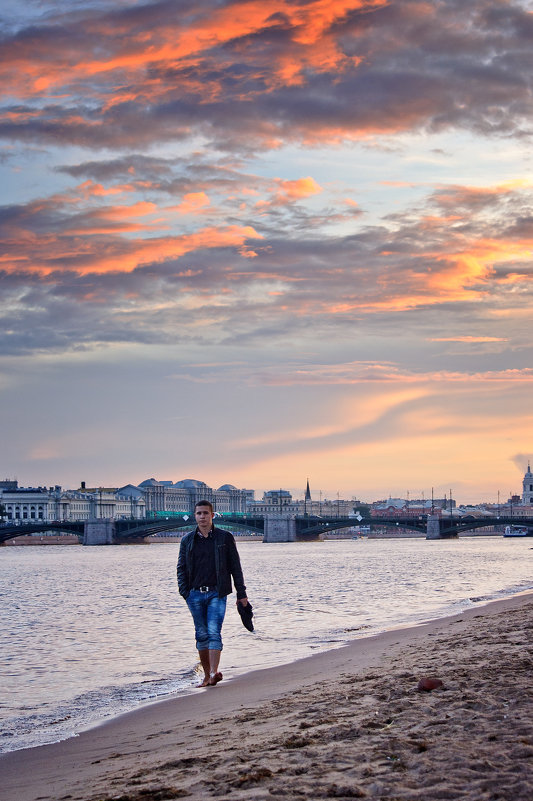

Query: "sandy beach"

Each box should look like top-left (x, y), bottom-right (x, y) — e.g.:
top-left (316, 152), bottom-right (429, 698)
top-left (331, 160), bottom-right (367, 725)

top-left (2, 592), bottom-right (532, 801)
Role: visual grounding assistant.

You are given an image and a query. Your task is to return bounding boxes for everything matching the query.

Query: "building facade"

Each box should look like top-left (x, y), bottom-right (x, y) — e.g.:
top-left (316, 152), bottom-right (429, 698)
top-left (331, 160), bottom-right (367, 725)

top-left (0, 480), bottom-right (145, 522)
top-left (248, 489), bottom-right (300, 515)
top-left (0, 481), bottom-right (52, 522)
top-left (137, 478), bottom-right (250, 515)
top-left (246, 487), bottom-right (356, 517)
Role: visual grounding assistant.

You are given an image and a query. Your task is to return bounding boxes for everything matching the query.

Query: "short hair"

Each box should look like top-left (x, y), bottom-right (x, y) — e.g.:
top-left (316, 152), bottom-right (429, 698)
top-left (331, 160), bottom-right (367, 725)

top-left (195, 499), bottom-right (214, 513)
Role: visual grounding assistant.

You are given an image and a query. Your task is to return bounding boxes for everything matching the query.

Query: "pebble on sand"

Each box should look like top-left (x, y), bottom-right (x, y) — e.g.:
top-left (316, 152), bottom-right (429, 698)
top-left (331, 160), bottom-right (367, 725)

top-left (417, 677), bottom-right (444, 691)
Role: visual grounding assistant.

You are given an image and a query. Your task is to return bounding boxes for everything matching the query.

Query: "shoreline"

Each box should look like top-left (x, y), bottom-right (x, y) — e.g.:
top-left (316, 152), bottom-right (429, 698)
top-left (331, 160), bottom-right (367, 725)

top-left (3, 582), bottom-right (531, 756)
top-left (2, 590), bottom-right (532, 800)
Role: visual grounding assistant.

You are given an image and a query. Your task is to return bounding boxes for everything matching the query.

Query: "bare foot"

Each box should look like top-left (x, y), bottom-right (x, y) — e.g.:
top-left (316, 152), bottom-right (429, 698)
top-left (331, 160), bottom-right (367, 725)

top-left (196, 677), bottom-right (210, 688)
top-left (207, 672), bottom-right (223, 686)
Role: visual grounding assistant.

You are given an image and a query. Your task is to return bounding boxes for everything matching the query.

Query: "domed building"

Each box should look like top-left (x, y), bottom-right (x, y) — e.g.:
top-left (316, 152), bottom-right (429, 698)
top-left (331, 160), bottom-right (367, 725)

top-left (174, 479), bottom-right (208, 489)
top-left (523, 463), bottom-right (533, 505)
top-left (216, 484), bottom-right (248, 513)
top-left (137, 478), bottom-right (250, 515)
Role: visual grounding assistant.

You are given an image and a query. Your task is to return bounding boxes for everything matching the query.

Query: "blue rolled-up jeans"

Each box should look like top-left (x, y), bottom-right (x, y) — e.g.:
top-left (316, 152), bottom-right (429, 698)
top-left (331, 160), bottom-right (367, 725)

top-left (186, 589), bottom-right (227, 651)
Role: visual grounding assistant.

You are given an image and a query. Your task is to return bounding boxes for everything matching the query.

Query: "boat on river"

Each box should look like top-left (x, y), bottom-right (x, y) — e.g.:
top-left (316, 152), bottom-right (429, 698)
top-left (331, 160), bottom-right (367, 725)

top-left (503, 525), bottom-right (530, 537)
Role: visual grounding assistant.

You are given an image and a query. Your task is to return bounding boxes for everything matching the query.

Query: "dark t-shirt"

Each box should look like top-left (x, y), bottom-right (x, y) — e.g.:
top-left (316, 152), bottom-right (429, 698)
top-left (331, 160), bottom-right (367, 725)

top-left (191, 529), bottom-right (217, 588)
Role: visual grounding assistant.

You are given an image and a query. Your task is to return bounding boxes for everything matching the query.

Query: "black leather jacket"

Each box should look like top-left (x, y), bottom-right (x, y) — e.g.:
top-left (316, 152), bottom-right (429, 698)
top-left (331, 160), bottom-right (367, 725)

top-left (177, 526), bottom-right (247, 600)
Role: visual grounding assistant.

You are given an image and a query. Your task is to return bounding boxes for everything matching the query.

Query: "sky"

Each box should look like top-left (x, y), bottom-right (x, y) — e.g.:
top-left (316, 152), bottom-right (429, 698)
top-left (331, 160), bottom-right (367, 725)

top-left (1, 0), bottom-right (533, 504)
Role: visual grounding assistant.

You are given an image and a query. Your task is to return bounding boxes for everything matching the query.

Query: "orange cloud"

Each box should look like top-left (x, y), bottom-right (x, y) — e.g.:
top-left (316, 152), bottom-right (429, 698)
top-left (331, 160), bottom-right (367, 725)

top-left (495, 272), bottom-right (533, 286)
top-left (2, 0), bottom-right (385, 101)
top-left (238, 246), bottom-right (258, 258)
top-left (257, 176), bottom-right (323, 208)
top-left (1, 218), bottom-right (262, 276)
top-left (171, 192), bottom-right (211, 215)
top-left (428, 337), bottom-right (508, 343)
top-left (94, 201), bottom-right (157, 219)
top-left (86, 224), bottom-right (262, 275)
top-left (369, 232), bottom-right (533, 313)
top-left (434, 180), bottom-right (533, 209)
top-left (78, 180), bottom-right (136, 197)
top-left (277, 176), bottom-right (322, 199)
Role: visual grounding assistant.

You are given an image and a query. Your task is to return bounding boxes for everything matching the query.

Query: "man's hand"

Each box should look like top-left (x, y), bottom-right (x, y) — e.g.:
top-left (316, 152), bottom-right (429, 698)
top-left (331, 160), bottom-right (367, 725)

top-left (237, 597), bottom-right (248, 607)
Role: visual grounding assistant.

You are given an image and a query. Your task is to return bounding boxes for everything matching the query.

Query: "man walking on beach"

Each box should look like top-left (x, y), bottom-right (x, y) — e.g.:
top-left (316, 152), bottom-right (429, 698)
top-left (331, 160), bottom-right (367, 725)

top-left (177, 500), bottom-right (249, 687)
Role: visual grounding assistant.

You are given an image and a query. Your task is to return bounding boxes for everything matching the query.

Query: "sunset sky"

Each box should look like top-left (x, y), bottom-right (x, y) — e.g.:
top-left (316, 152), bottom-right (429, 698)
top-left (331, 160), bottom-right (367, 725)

top-left (1, 0), bottom-right (532, 504)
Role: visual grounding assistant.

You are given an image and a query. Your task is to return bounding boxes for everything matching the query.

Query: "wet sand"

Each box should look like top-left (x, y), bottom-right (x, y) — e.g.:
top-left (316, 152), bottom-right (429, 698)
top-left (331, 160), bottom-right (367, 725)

top-left (1, 592), bottom-right (532, 801)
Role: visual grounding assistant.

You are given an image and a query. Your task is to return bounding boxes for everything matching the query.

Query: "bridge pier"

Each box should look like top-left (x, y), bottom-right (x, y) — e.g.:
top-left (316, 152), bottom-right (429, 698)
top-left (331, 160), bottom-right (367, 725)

top-left (83, 519), bottom-right (116, 545)
top-left (263, 515), bottom-right (297, 543)
top-left (426, 515), bottom-right (441, 540)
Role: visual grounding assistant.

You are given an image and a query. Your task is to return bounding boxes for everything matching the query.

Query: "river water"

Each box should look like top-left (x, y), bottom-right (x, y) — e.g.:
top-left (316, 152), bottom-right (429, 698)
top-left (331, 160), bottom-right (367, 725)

top-left (1, 536), bottom-right (532, 753)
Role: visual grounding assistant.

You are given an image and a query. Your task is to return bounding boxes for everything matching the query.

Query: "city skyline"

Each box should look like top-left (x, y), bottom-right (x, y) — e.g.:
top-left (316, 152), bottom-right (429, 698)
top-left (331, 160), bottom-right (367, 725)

top-left (1, 471), bottom-right (529, 508)
top-left (1, 1), bottom-right (533, 504)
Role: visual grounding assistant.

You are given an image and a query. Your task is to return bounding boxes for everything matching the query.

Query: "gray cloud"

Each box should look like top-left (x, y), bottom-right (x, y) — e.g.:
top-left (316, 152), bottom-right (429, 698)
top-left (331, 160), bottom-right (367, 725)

top-left (2, 174), bottom-right (532, 359)
top-left (1, 1), bottom-right (532, 153)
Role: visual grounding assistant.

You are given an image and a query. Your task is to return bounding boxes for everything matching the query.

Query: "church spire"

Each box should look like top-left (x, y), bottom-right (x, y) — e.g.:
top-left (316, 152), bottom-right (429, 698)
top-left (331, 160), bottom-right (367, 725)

top-left (305, 478), bottom-right (311, 501)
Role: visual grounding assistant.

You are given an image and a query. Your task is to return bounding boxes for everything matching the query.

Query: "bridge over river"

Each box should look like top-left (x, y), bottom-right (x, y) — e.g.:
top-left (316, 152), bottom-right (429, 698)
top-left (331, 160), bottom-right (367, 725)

top-left (1, 513), bottom-right (532, 545)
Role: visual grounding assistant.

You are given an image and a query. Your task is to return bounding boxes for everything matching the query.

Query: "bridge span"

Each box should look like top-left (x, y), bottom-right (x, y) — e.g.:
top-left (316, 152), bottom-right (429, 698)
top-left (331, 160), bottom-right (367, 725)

top-left (1, 513), bottom-right (531, 545)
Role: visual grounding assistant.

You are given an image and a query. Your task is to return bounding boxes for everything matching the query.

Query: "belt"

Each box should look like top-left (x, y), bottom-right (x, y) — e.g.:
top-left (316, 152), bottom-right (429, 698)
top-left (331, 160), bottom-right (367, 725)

top-left (195, 585), bottom-right (216, 593)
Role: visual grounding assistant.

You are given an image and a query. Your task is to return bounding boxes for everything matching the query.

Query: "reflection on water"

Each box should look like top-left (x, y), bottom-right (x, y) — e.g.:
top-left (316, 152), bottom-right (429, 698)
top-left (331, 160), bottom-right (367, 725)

top-left (1, 537), bottom-right (531, 752)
